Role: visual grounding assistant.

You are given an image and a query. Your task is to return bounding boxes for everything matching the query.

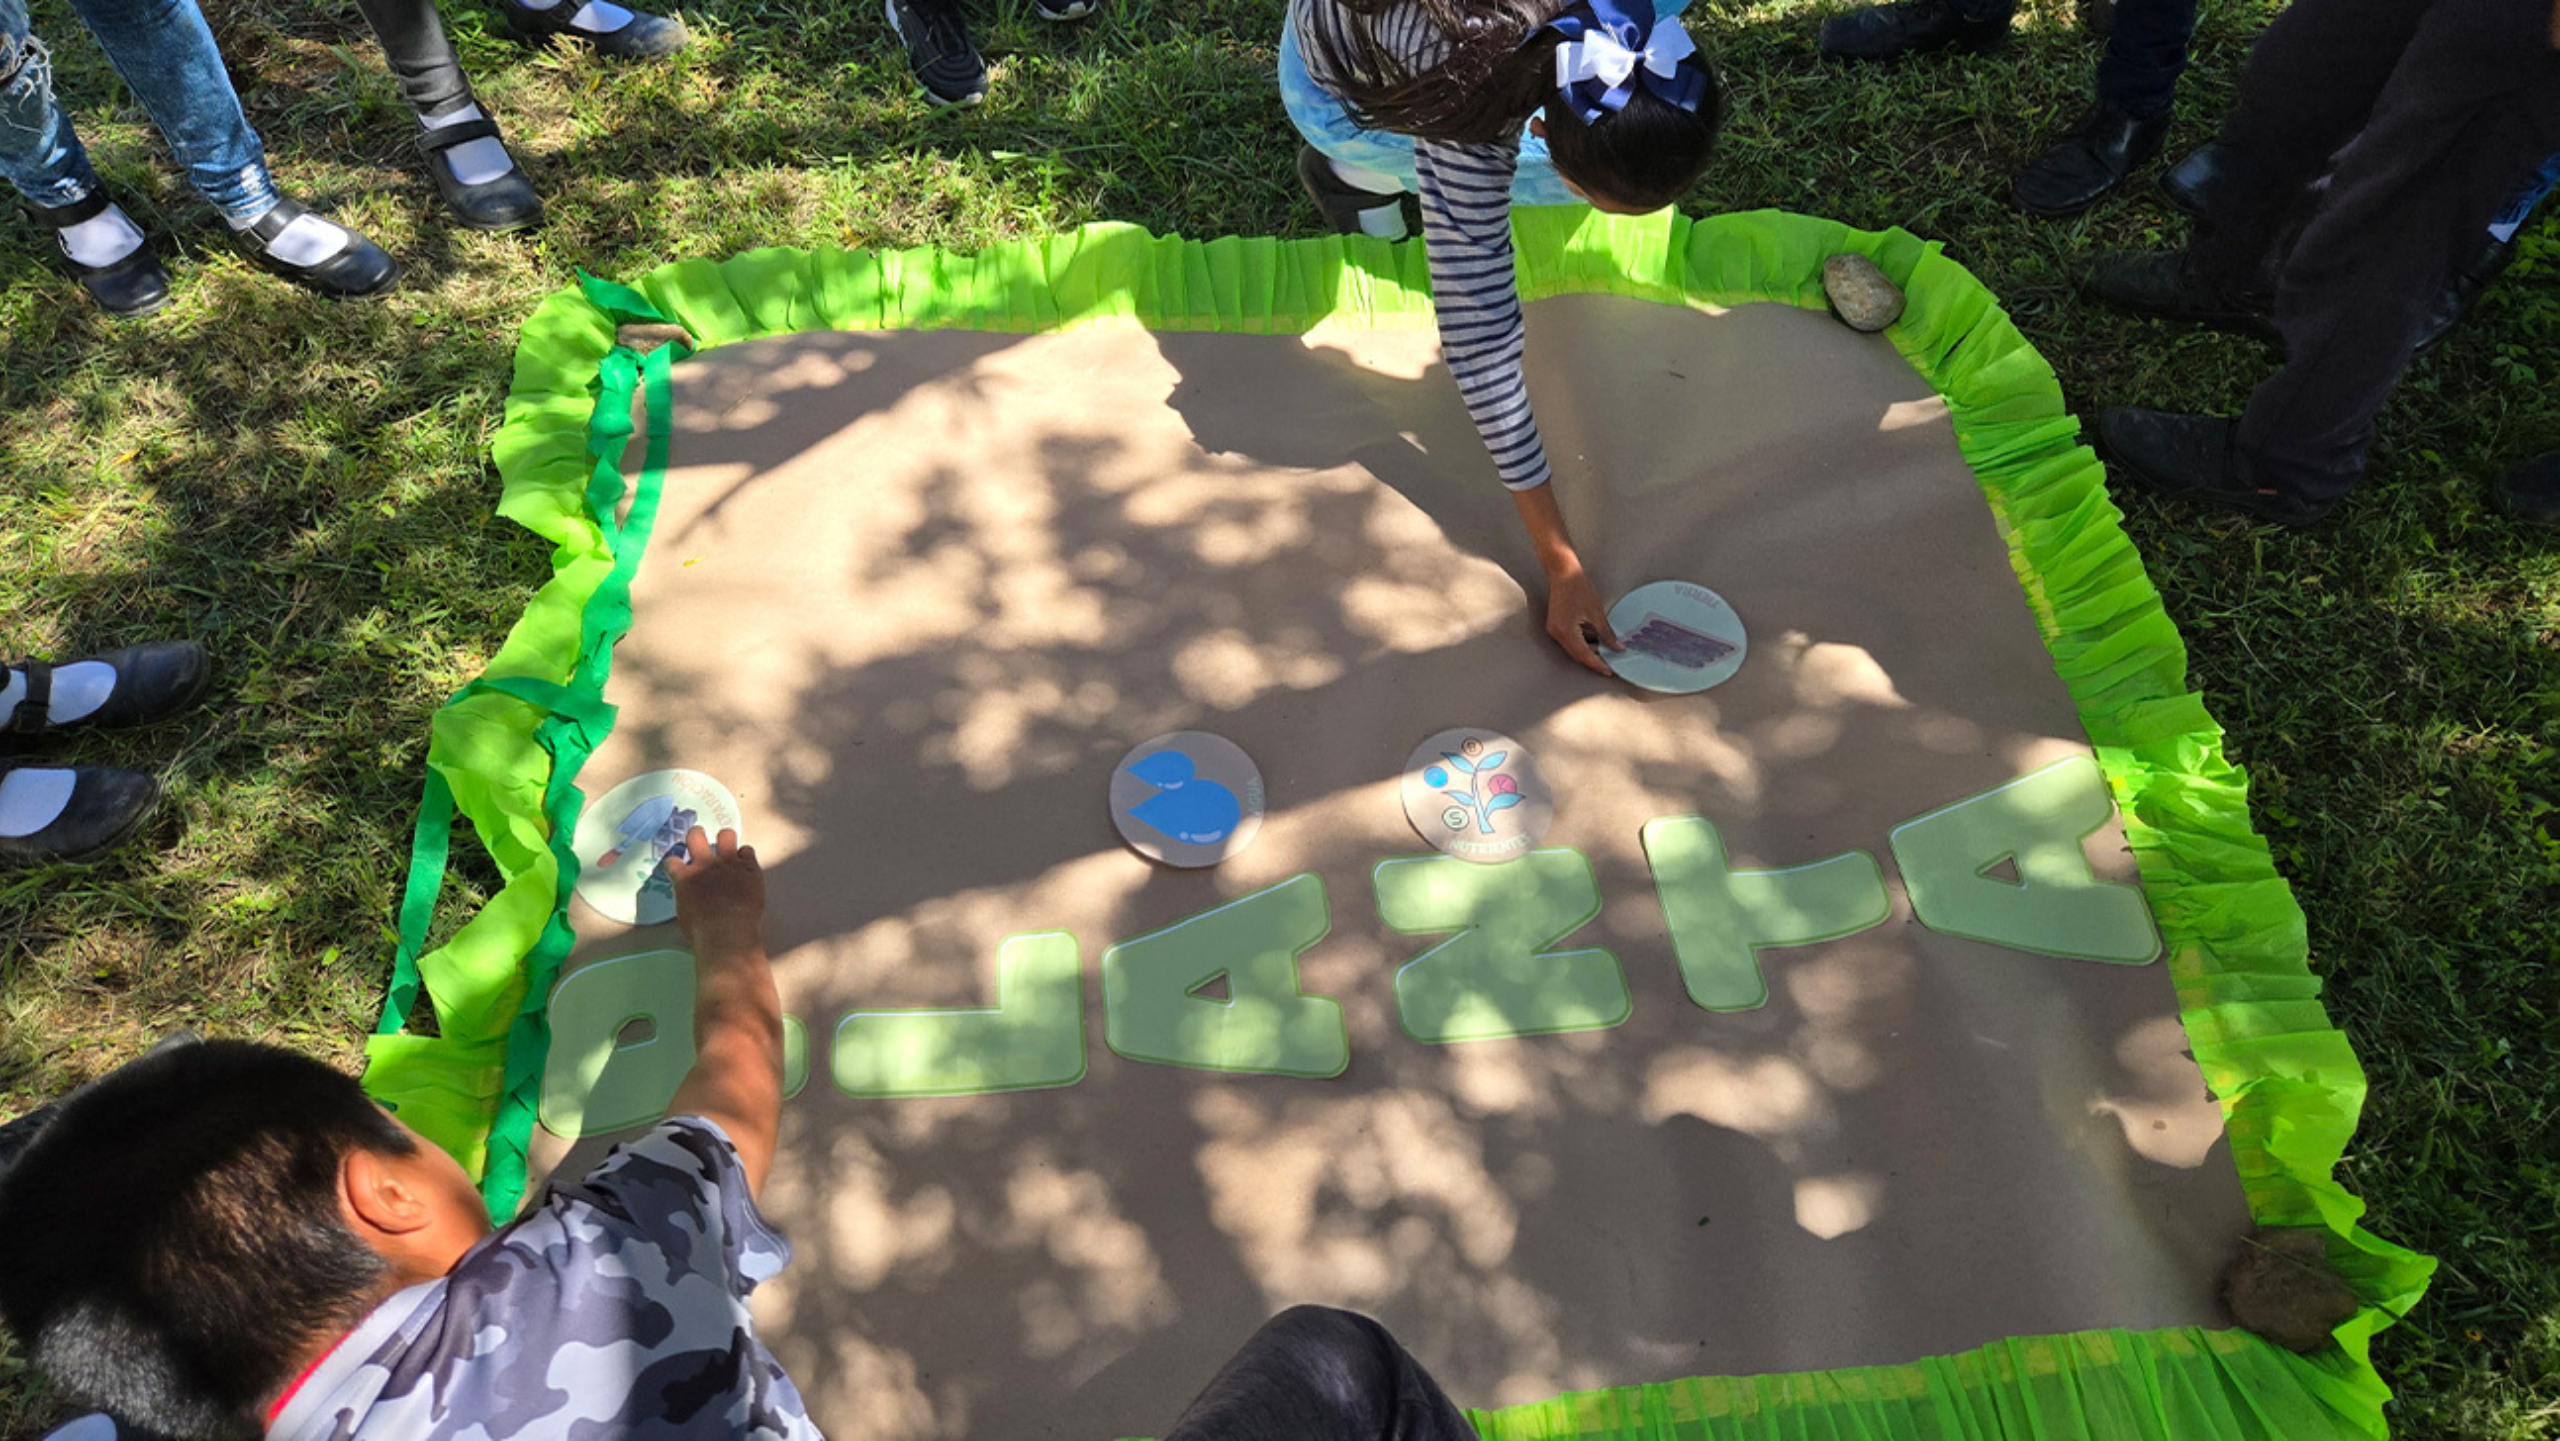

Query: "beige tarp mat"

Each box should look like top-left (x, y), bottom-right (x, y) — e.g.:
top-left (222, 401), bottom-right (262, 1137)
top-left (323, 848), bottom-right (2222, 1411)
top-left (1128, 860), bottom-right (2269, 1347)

top-left (534, 296), bottom-right (2250, 1441)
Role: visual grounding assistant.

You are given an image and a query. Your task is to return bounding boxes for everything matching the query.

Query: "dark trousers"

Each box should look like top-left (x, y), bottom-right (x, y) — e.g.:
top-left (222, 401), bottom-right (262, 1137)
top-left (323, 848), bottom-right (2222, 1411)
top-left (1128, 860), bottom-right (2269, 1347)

top-left (2188, 0), bottom-right (2560, 503)
top-left (351, 0), bottom-right (471, 116)
top-left (2095, 0), bottom-right (2198, 118)
top-left (1165, 1308), bottom-right (1478, 1441)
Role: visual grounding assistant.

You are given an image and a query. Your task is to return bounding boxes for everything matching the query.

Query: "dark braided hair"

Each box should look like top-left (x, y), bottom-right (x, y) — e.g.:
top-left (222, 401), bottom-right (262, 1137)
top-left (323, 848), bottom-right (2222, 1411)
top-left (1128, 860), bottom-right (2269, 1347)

top-left (1304, 0), bottom-right (1724, 209)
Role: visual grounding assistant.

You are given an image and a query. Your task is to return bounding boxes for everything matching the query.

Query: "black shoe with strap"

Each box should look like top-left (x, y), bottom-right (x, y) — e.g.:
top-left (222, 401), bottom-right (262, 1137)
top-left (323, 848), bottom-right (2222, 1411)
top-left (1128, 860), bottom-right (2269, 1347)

top-left (1819, 0), bottom-right (2011, 60)
top-left (0, 765), bottom-right (161, 867)
top-left (234, 199), bottom-right (401, 300)
top-left (25, 192), bottom-right (169, 318)
top-left (4, 640), bottom-right (211, 751)
top-left (2097, 408), bottom-right (2331, 528)
top-left (2011, 102), bottom-right (2169, 218)
top-left (417, 113), bottom-right (544, 232)
top-left (497, 0), bottom-right (690, 57)
top-left (1296, 144), bottom-right (1414, 238)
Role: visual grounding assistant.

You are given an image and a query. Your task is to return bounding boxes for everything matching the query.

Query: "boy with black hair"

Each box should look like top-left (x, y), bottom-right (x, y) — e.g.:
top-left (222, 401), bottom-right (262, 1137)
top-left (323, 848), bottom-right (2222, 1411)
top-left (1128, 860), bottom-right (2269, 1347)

top-left (0, 826), bottom-right (803, 1441)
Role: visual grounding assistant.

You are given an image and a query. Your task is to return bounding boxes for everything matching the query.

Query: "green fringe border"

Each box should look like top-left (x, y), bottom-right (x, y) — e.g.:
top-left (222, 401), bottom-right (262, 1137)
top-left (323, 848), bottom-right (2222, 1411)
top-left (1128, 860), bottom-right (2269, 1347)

top-left (362, 208), bottom-right (2435, 1441)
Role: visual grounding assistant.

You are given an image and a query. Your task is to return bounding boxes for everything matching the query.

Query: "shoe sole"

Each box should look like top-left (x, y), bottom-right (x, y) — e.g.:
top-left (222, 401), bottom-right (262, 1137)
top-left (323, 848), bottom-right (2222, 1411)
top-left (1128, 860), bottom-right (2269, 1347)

top-left (245, 251), bottom-right (404, 300)
top-left (103, 291), bottom-right (172, 320)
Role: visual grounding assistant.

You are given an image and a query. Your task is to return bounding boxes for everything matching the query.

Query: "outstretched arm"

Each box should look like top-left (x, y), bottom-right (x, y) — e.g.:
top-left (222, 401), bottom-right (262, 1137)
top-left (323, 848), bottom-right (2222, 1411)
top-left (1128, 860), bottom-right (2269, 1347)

top-left (663, 827), bottom-right (784, 1196)
top-left (1415, 137), bottom-right (1624, 675)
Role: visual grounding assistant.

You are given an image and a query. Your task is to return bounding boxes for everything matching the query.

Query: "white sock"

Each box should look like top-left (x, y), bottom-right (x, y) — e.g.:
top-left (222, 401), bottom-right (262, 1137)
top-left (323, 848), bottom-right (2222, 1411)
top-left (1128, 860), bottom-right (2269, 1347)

top-left (1328, 157), bottom-right (1407, 196)
top-left (423, 104), bottom-right (518, 188)
top-left (516, 0), bottom-right (637, 31)
top-left (0, 769), bottom-right (77, 839)
top-left (0, 661), bottom-right (116, 729)
top-left (57, 203), bottom-right (146, 268)
top-left (230, 205), bottom-right (352, 268)
top-left (1357, 203), bottom-right (1409, 241)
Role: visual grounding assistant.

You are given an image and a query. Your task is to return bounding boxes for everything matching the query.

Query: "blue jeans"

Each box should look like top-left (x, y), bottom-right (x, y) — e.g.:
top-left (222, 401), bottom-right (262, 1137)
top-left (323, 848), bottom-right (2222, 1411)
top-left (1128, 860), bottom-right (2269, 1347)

top-left (0, 0), bottom-right (276, 221)
top-left (1278, 0), bottom-right (1690, 206)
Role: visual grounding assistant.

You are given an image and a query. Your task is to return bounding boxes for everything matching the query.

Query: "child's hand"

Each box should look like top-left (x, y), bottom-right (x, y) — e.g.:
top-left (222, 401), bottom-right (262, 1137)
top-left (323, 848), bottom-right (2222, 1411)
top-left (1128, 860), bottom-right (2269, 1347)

top-left (667, 826), bottom-right (765, 951)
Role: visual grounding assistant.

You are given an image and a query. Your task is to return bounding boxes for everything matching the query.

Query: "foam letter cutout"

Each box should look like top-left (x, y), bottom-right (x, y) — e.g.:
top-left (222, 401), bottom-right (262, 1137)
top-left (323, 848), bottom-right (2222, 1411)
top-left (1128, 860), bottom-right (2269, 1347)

top-left (541, 949), bottom-right (695, 1137)
top-left (1642, 818), bottom-right (1892, 1012)
top-left (1102, 874), bottom-right (1347, 1077)
top-left (1888, 756), bottom-right (2161, 963)
top-left (542, 952), bottom-right (812, 1138)
top-left (833, 931), bottom-right (1087, 1097)
top-left (1375, 849), bottom-right (1631, 1042)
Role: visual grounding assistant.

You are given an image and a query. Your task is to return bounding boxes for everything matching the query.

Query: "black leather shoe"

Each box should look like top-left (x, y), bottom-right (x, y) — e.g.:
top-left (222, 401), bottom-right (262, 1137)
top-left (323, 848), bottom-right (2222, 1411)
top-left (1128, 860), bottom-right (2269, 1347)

top-left (2085, 247), bottom-right (2280, 347)
top-left (1296, 144), bottom-right (1414, 237)
top-left (2097, 408), bottom-right (2330, 526)
top-left (25, 192), bottom-right (169, 318)
top-left (499, 0), bottom-right (690, 57)
top-left (235, 199), bottom-right (401, 299)
top-left (4, 641), bottom-right (210, 748)
top-left (2495, 450), bottom-right (2560, 529)
top-left (2011, 103), bottom-right (2169, 217)
top-left (2412, 233), bottom-right (2517, 357)
top-left (2160, 140), bottom-right (2228, 218)
top-left (1820, 0), bottom-right (2011, 60)
top-left (0, 766), bottom-right (161, 867)
top-left (417, 116), bottom-right (544, 232)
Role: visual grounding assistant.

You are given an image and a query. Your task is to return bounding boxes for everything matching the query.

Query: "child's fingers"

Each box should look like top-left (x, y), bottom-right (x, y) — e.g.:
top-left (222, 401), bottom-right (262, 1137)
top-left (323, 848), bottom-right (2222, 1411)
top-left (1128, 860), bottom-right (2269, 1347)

top-left (715, 827), bottom-right (742, 860)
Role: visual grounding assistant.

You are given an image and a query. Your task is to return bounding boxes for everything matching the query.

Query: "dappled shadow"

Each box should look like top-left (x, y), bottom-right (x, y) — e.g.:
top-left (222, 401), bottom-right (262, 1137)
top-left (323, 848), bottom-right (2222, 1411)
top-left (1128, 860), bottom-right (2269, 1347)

top-left (515, 300), bottom-right (2251, 1438)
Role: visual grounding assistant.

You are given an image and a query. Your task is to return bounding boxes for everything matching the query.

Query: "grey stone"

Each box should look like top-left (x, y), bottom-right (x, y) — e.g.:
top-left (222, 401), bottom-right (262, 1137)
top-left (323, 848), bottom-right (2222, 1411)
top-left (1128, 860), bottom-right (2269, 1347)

top-left (1822, 253), bottom-right (1906, 333)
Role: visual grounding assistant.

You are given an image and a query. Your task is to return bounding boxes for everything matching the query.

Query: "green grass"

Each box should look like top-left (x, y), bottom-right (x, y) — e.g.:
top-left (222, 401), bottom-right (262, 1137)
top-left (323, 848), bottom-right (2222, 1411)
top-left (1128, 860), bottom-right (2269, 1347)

top-left (1, 0), bottom-right (2555, 1434)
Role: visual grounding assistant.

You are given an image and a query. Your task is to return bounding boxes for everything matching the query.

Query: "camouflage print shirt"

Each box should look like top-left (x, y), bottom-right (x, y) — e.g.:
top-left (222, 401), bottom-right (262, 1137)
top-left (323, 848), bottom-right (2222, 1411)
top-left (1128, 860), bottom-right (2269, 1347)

top-left (268, 1117), bottom-right (820, 1441)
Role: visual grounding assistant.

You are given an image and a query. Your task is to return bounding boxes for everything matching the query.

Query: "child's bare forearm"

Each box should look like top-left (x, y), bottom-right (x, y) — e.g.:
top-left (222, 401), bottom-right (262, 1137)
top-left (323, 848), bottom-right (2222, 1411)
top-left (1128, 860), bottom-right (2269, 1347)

top-left (662, 827), bottom-right (784, 1194)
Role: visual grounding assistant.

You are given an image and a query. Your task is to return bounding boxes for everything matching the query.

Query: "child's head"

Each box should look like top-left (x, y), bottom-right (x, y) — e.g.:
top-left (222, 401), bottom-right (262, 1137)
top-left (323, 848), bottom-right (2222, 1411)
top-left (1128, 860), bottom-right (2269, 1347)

top-left (1312, 0), bottom-right (1723, 212)
top-left (0, 1041), bottom-right (486, 1439)
top-left (1536, 2), bottom-right (1725, 213)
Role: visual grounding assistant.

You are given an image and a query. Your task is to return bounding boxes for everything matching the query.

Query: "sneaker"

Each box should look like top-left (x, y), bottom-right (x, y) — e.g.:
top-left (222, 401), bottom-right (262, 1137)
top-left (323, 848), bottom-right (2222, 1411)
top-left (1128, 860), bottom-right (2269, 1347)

top-left (885, 0), bottom-right (987, 107)
top-left (497, 0), bottom-right (690, 57)
top-left (1819, 0), bottom-right (2011, 60)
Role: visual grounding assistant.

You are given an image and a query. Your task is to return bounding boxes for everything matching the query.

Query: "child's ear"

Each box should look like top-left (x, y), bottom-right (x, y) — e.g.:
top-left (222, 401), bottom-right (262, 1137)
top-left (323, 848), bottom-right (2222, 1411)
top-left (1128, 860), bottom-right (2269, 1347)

top-left (341, 1148), bottom-right (431, 1237)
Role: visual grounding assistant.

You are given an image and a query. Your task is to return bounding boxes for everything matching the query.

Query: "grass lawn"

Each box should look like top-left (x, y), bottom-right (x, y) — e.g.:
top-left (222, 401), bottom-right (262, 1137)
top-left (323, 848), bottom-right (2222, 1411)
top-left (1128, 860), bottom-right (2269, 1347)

top-left (1, 0), bottom-right (2554, 1433)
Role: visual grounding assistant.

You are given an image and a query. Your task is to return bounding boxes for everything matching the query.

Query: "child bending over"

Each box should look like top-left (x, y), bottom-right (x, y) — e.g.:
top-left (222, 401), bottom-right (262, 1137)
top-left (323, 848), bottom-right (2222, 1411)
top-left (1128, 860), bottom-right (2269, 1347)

top-left (0, 827), bottom-right (806, 1441)
top-left (1285, 0), bottom-right (1724, 673)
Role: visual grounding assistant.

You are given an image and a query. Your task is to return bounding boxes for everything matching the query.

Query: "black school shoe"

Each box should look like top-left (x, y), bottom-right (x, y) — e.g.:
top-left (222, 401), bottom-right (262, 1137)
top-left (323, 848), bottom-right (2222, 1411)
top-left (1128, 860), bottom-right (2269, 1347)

top-left (2011, 103), bottom-right (2170, 217)
top-left (2097, 408), bottom-right (2331, 527)
top-left (4, 641), bottom-right (211, 748)
top-left (234, 199), bottom-right (401, 299)
top-left (2160, 140), bottom-right (2226, 218)
top-left (2084, 247), bottom-right (2280, 348)
top-left (1034, 0), bottom-right (1096, 19)
top-left (2496, 450), bottom-right (2560, 529)
top-left (1820, 0), bottom-right (2011, 60)
top-left (0, 765), bottom-right (161, 868)
top-left (497, 0), bottom-right (690, 56)
top-left (1295, 144), bottom-right (1415, 237)
top-left (417, 115), bottom-right (544, 232)
top-left (25, 192), bottom-right (170, 318)
top-left (886, 0), bottom-right (987, 107)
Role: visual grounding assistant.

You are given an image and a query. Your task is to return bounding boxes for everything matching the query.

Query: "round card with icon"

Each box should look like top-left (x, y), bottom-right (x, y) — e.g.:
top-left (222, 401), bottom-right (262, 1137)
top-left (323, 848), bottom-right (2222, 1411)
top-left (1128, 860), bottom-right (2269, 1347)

top-left (572, 768), bottom-right (744, 926)
top-left (1605, 580), bottom-right (1748, 695)
top-left (1400, 728), bottom-right (1554, 864)
top-left (1109, 731), bottom-right (1267, 867)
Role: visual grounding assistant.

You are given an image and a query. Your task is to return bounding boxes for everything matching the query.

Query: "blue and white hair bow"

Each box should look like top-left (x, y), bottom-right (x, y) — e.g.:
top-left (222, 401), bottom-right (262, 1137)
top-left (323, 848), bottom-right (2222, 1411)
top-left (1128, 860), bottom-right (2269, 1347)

top-left (1544, 0), bottom-right (1707, 124)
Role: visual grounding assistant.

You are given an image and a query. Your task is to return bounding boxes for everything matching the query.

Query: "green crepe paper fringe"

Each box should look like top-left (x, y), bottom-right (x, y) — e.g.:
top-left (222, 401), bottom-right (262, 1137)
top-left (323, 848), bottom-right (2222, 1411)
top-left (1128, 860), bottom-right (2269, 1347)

top-left (363, 209), bottom-right (2433, 1441)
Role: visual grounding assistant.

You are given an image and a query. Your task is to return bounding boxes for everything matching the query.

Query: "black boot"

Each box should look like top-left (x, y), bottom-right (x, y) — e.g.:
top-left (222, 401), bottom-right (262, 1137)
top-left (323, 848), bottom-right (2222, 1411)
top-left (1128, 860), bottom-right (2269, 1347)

top-left (24, 192), bottom-right (169, 318)
top-left (1820, 0), bottom-right (2011, 60)
top-left (2159, 140), bottom-right (2229, 218)
top-left (2084, 247), bottom-right (2280, 347)
top-left (4, 641), bottom-right (210, 749)
top-left (2011, 103), bottom-right (2170, 218)
top-left (2412, 233), bottom-right (2517, 356)
top-left (0, 766), bottom-right (161, 867)
top-left (2495, 450), bottom-right (2560, 529)
top-left (2097, 408), bottom-right (2330, 527)
top-left (498, 0), bottom-right (690, 57)
top-left (416, 112), bottom-right (544, 232)
top-left (233, 199), bottom-right (401, 299)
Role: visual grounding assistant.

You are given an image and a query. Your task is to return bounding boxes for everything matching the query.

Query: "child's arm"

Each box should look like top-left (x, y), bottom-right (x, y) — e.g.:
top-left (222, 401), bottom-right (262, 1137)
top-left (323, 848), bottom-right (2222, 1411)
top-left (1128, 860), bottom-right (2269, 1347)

top-left (662, 826), bottom-right (785, 1196)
